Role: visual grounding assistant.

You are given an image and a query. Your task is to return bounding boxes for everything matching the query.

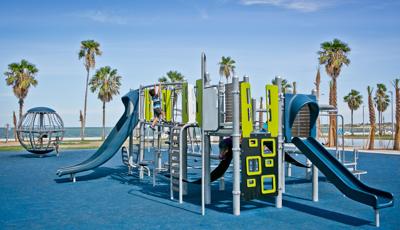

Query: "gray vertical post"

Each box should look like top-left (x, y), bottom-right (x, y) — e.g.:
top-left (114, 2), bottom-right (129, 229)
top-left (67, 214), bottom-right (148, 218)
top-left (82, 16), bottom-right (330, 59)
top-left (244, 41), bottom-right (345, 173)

top-left (375, 209), bottom-right (380, 227)
top-left (202, 57), bottom-right (211, 205)
top-left (179, 127), bottom-right (188, 203)
top-left (218, 80), bottom-right (225, 127)
top-left (139, 87), bottom-right (145, 179)
top-left (232, 75), bottom-right (241, 215)
top-left (311, 89), bottom-right (319, 202)
top-left (252, 98), bottom-right (257, 131)
top-left (152, 126), bottom-right (161, 186)
top-left (157, 127), bottom-right (162, 170)
top-left (275, 76), bottom-right (283, 208)
top-left (129, 129), bottom-right (134, 162)
top-left (129, 90), bottom-right (134, 156)
top-left (204, 135), bottom-right (211, 204)
top-left (390, 91), bottom-right (394, 141)
top-left (182, 128), bottom-right (188, 196)
top-left (201, 52), bottom-right (206, 215)
top-left (218, 80), bottom-right (226, 191)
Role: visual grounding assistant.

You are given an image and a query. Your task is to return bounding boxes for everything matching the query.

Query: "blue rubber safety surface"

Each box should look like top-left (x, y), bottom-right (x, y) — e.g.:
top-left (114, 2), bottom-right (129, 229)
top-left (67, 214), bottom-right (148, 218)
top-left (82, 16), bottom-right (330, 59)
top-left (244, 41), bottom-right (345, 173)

top-left (0, 149), bottom-right (399, 229)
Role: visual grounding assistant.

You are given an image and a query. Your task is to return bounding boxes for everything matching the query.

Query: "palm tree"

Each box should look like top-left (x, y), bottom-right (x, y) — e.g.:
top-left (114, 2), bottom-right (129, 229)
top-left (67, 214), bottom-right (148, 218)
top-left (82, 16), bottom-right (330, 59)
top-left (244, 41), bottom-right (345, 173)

top-left (159, 70), bottom-right (185, 83)
top-left (218, 56), bottom-right (236, 82)
top-left (393, 78), bottom-right (400, 150)
top-left (4, 59), bottom-right (38, 120)
top-left (367, 86), bottom-right (376, 150)
top-left (271, 78), bottom-right (292, 93)
top-left (374, 83), bottom-right (390, 136)
top-left (318, 38), bottom-right (351, 147)
top-left (344, 89), bottom-right (363, 135)
top-left (78, 39), bottom-right (102, 140)
top-left (89, 66), bottom-right (121, 140)
top-left (315, 67), bottom-right (321, 138)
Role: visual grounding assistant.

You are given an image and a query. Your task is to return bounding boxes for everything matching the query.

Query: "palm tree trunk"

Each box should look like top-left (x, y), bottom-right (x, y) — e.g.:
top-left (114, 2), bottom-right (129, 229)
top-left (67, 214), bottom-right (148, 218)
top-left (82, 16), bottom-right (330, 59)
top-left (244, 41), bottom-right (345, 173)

top-left (328, 79), bottom-right (337, 147)
top-left (351, 109), bottom-right (354, 135)
top-left (79, 110), bottom-right (84, 140)
top-left (18, 98), bottom-right (24, 121)
top-left (368, 125), bottom-right (375, 150)
top-left (368, 87), bottom-right (376, 150)
top-left (82, 69), bottom-right (90, 140)
top-left (394, 82), bottom-right (400, 150)
top-left (102, 101), bottom-right (106, 141)
top-left (378, 111), bottom-right (382, 136)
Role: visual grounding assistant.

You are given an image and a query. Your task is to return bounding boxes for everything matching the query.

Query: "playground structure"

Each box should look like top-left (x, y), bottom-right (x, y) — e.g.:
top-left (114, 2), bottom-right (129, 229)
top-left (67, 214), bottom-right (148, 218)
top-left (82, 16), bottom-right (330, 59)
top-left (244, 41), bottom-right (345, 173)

top-left (57, 53), bottom-right (393, 227)
top-left (17, 107), bottom-right (64, 155)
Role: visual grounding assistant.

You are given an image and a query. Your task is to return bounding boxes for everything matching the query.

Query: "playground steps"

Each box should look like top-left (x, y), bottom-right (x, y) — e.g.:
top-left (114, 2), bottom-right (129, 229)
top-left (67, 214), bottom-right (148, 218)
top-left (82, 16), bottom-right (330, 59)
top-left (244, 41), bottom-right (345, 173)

top-left (343, 160), bottom-right (367, 179)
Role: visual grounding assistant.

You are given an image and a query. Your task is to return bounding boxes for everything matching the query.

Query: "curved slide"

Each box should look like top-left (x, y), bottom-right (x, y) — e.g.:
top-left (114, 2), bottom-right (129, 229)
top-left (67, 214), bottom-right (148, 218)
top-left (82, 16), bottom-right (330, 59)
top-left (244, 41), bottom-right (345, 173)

top-left (292, 136), bottom-right (393, 210)
top-left (285, 152), bottom-right (309, 168)
top-left (57, 89), bottom-right (140, 177)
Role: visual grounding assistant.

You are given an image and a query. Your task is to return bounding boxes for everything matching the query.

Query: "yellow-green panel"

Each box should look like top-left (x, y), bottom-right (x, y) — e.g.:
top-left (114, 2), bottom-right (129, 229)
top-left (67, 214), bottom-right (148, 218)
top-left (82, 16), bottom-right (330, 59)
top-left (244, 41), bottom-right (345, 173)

top-left (247, 178), bottom-right (256, 188)
top-left (144, 89), bottom-right (153, 122)
top-left (249, 138), bottom-right (258, 148)
top-left (261, 138), bottom-right (276, 157)
top-left (266, 85), bottom-right (279, 137)
top-left (261, 175), bottom-right (276, 194)
top-left (196, 79), bottom-right (202, 126)
top-left (162, 89), bottom-right (173, 121)
top-left (240, 82), bottom-right (253, 138)
top-left (182, 82), bottom-right (188, 123)
top-left (246, 155), bottom-right (262, 176)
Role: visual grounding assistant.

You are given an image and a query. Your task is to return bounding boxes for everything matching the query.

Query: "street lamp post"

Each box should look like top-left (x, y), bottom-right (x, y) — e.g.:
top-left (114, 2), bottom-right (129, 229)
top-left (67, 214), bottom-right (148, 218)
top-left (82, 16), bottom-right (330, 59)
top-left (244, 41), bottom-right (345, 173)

top-left (363, 104), bottom-right (365, 148)
top-left (389, 91), bottom-right (394, 140)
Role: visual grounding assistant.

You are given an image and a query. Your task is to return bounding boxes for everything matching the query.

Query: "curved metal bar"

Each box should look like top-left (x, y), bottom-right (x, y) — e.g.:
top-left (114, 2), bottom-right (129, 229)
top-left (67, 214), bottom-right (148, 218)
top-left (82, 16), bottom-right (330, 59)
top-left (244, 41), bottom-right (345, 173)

top-left (139, 82), bottom-right (185, 90)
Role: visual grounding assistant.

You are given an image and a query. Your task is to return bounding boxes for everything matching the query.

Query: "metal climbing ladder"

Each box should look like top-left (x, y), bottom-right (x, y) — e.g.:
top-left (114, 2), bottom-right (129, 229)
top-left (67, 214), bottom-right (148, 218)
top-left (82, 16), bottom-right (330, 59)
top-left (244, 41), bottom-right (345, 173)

top-left (169, 123), bottom-right (197, 203)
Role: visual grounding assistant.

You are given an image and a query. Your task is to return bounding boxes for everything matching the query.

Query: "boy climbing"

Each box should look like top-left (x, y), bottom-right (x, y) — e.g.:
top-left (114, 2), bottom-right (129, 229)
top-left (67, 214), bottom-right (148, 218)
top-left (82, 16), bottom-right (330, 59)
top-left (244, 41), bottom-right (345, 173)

top-left (149, 83), bottom-right (164, 130)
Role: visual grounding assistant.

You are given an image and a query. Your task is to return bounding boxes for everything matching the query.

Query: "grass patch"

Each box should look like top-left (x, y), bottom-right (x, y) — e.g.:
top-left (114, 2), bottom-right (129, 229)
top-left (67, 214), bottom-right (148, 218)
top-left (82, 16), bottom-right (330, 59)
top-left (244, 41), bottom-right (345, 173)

top-left (0, 146), bottom-right (24, 151)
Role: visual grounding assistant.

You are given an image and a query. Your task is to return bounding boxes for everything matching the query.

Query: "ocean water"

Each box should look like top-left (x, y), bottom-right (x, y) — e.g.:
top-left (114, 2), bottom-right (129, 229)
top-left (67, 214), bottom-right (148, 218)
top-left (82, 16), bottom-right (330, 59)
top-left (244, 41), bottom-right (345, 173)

top-left (0, 127), bottom-right (112, 139)
top-left (0, 126), bottom-right (394, 149)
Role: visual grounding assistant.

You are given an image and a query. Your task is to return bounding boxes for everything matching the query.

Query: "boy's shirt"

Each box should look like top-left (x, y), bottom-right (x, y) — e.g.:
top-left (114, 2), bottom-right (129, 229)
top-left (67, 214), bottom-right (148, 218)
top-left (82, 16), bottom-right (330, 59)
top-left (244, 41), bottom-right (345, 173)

top-left (152, 95), bottom-right (161, 109)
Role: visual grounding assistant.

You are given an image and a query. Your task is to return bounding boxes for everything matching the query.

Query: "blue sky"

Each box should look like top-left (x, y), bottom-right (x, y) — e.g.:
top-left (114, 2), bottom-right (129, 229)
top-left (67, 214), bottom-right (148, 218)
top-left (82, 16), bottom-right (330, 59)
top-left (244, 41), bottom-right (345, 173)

top-left (1, 0), bottom-right (399, 127)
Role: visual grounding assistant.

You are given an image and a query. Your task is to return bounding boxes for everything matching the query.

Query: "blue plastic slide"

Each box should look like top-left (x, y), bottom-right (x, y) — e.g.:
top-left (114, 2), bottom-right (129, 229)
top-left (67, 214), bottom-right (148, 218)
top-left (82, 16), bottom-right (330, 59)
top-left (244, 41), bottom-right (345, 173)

top-left (292, 137), bottom-right (393, 210)
top-left (57, 89), bottom-right (140, 177)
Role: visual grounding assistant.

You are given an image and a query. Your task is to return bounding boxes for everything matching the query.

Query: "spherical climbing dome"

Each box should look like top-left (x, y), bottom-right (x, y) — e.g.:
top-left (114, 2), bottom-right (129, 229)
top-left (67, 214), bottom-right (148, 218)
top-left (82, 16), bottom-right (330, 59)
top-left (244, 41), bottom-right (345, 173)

top-left (17, 107), bottom-right (64, 154)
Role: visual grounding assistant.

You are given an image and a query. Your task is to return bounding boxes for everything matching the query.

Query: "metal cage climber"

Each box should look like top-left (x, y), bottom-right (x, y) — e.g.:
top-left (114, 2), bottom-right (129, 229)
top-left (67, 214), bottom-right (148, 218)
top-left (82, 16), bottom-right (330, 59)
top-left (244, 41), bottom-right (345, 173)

top-left (17, 107), bottom-right (64, 155)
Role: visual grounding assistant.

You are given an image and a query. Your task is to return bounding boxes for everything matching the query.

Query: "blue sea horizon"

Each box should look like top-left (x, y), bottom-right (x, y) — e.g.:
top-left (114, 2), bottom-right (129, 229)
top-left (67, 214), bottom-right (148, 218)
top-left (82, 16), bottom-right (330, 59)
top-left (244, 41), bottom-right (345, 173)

top-left (0, 127), bottom-right (112, 139)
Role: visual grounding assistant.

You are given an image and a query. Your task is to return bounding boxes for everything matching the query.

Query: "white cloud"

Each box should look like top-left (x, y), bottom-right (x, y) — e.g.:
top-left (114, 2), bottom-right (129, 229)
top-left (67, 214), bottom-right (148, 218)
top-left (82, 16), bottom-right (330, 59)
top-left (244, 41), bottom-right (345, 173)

top-left (240, 0), bottom-right (331, 12)
top-left (79, 10), bottom-right (128, 25)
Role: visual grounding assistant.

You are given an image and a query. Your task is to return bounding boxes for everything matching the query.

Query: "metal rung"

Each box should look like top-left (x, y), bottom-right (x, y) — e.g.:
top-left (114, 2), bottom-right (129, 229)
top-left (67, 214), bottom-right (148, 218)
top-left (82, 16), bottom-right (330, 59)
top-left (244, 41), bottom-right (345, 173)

top-left (351, 170), bottom-right (367, 175)
top-left (171, 166), bottom-right (180, 170)
top-left (171, 160), bottom-right (180, 165)
top-left (172, 186), bottom-right (180, 192)
top-left (171, 172), bottom-right (180, 177)
top-left (343, 162), bottom-right (357, 166)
